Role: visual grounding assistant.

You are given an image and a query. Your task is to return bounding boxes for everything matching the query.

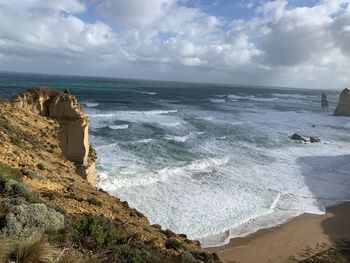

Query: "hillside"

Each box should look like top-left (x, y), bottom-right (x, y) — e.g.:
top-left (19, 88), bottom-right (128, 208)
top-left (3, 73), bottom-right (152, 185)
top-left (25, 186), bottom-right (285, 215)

top-left (0, 93), bottom-right (220, 263)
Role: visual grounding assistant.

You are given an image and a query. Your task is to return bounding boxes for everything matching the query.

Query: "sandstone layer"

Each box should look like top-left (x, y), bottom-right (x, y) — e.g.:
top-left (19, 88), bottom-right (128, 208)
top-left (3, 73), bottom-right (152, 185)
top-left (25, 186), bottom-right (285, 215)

top-left (334, 88), bottom-right (350, 116)
top-left (11, 86), bottom-right (96, 185)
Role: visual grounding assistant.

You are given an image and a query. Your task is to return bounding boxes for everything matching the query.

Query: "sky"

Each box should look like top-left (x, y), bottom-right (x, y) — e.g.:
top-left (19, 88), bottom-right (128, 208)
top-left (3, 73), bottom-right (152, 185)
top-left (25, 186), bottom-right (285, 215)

top-left (0, 0), bottom-right (350, 89)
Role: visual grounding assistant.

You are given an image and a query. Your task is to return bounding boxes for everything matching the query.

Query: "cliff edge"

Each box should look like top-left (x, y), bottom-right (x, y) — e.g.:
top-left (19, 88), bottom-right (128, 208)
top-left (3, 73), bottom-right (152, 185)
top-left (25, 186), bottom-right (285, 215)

top-left (334, 88), bottom-right (350, 116)
top-left (11, 87), bottom-right (96, 185)
top-left (0, 92), bottom-right (220, 262)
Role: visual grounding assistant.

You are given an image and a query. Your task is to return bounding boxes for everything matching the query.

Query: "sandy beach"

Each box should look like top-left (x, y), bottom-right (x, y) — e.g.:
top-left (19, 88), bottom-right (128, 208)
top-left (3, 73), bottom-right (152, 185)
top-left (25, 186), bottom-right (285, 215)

top-left (207, 202), bottom-right (350, 263)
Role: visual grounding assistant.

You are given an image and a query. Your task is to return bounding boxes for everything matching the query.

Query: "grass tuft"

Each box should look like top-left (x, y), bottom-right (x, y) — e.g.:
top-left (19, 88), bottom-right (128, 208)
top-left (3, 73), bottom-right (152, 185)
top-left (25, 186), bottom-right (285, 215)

top-left (0, 235), bottom-right (59, 263)
top-left (0, 164), bottom-right (22, 181)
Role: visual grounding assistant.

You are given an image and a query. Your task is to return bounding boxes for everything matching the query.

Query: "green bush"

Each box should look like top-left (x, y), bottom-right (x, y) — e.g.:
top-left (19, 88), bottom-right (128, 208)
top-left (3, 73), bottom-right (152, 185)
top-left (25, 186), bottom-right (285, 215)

top-left (0, 164), bottom-right (22, 181)
top-left (0, 177), bottom-right (38, 203)
top-left (161, 229), bottom-right (176, 238)
top-left (113, 246), bottom-right (157, 263)
top-left (87, 197), bottom-right (102, 206)
top-left (165, 238), bottom-right (183, 250)
top-left (37, 163), bottom-right (45, 170)
top-left (74, 214), bottom-right (129, 249)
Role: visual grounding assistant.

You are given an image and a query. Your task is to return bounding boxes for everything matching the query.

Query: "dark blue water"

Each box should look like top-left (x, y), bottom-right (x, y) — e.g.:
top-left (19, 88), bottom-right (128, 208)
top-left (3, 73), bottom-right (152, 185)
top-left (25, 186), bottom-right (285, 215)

top-left (1, 72), bottom-right (349, 247)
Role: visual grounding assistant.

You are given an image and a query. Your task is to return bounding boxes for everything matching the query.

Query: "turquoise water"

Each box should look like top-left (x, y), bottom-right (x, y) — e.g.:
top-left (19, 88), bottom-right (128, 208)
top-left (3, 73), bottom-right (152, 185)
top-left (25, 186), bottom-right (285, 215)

top-left (1, 72), bottom-right (350, 247)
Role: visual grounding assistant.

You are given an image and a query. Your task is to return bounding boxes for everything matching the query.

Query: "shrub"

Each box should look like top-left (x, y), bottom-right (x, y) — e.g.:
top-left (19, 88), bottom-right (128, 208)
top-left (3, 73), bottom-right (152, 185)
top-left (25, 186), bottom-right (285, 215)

top-left (161, 229), bottom-right (176, 238)
top-left (129, 209), bottom-right (144, 218)
top-left (165, 238), bottom-right (183, 250)
top-left (113, 246), bottom-right (157, 263)
top-left (0, 164), bottom-right (22, 181)
top-left (0, 177), bottom-right (38, 202)
top-left (0, 235), bottom-right (59, 263)
top-left (21, 169), bottom-right (41, 180)
top-left (151, 224), bottom-right (162, 231)
top-left (65, 192), bottom-right (84, 202)
top-left (87, 197), bottom-right (102, 206)
top-left (10, 136), bottom-right (22, 146)
top-left (43, 190), bottom-right (61, 200)
top-left (1, 203), bottom-right (64, 237)
top-left (37, 163), bottom-right (45, 170)
top-left (74, 214), bottom-right (129, 249)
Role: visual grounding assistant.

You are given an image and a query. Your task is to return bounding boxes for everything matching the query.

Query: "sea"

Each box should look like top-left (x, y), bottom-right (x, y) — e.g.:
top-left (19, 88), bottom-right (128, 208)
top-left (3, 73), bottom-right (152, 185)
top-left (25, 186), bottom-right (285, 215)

top-left (1, 72), bottom-right (350, 247)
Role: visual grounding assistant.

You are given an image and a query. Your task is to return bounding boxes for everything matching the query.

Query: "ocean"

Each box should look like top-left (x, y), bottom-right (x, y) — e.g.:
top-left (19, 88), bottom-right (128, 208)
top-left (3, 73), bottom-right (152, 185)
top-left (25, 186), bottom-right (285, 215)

top-left (1, 72), bottom-right (350, 247)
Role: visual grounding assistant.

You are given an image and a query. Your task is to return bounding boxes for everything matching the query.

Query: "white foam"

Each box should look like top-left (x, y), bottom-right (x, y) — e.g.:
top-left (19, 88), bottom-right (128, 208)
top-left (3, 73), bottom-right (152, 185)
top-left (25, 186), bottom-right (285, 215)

top-left (141, 92), bottom-right (158, 95)
top-left (108, 124), bottom-right (129, 130)
top-left (135, 139), bottom-right (153, 143)
top-left (85, 102), bottom-right (99, 107)
top-left (88, 109), bottom-right (183, 128)
top-left (210, 98), bottom-right (226, 103)
top-left (165, 135), bottom-right (189, 143)
top-left (94, 97), bottom-right (350, 248)
top-left (162, 122), bottom-right (181, 127)
top-left (90, 109), bottom-right (178, 117)
top-left (228, 94), bottom-right (245, 100)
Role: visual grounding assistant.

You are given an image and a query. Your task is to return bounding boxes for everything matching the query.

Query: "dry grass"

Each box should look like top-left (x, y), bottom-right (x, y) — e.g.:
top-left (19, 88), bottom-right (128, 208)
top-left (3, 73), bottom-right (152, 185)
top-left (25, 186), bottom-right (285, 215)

top-left (0, 235), bottom-right (59, 263)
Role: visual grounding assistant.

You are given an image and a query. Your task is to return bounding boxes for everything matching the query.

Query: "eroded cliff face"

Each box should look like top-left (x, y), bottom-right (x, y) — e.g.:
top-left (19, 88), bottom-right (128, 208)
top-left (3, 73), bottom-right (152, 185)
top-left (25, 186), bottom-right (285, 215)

top-left (334, 88), bottom-right (350, 116)
top-left (11, 86), bottom-right (96, 185)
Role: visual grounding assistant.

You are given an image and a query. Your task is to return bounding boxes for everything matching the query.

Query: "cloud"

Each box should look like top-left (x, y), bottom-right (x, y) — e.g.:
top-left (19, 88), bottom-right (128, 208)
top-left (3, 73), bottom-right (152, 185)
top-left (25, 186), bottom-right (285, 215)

top-left (0, 0), bottom-right (350, 89)
top-left (0, 0), bottom-right (122, 61)
top-left (96, 0), bottom-right (176, 27)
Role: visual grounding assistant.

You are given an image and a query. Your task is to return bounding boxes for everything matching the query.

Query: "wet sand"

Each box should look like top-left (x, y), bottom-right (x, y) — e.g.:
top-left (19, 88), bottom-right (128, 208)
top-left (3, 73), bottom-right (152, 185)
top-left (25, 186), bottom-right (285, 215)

top-left (207, 202), bottom-right (350, 263)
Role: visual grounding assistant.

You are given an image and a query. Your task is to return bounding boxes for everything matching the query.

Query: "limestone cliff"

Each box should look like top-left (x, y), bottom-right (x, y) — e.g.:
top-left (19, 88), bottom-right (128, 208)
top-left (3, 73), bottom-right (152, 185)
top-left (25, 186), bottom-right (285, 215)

top-left (334, 88), bottom-right (350, 116)
top-left (11, 86), bottom-right (96, 185)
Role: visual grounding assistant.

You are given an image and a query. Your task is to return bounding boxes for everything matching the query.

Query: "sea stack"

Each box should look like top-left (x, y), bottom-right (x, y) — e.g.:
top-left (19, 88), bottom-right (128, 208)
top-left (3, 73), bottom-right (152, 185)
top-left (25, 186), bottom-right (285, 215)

top-left (321, 93), bottom-right (328, 108)
top-left (11, 86), bottom-right (97, 185)
top-left (334, 88), bottom-right (350, 116)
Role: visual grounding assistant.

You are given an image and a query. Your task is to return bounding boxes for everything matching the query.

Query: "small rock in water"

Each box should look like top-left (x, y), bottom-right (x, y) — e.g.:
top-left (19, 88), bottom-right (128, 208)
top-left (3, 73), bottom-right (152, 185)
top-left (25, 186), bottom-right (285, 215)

top-left (291, 133), bottom-right (307, 142)
top-left (310, 137), bottom-right (321, 143)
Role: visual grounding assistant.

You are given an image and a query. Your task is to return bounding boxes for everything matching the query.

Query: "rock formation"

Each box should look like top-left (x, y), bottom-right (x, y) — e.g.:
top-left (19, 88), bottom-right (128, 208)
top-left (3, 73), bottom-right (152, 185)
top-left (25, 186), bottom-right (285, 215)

top-left (321, 93), bottom-right (329, 108)
top-left (290, 133), bottom-right (307, 142)
top-left (310, 136), bottom-right (321, 143)
top-left (334, 88), bottom-right (350, 116)
top-left (11, 86), bottom-right (96, 185)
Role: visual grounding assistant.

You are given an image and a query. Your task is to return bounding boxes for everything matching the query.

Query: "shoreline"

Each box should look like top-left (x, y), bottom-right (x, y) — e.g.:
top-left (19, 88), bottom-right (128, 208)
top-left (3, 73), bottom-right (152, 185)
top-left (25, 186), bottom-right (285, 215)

top-left (206, 202), bottom-right (350, 263)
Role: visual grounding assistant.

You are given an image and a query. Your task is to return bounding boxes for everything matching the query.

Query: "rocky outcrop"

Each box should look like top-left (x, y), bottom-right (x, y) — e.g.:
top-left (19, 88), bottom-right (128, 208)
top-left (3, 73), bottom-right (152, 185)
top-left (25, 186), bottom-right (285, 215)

top-left (11, 87), bottom-right (96, 185)
top-left (290, 133), bottom-right (307, 142)
top-left (334, 88), bottom-right (350, 116)
top-left (321, 93), bottom-right (329, 108)
top-left (310, 136), bottom-right (321, 143)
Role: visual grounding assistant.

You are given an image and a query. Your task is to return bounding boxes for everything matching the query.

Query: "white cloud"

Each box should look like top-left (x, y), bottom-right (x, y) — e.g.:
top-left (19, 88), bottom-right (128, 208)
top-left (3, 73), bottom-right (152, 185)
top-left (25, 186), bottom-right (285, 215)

top-left (0, 0), bottom-right (350, 89)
